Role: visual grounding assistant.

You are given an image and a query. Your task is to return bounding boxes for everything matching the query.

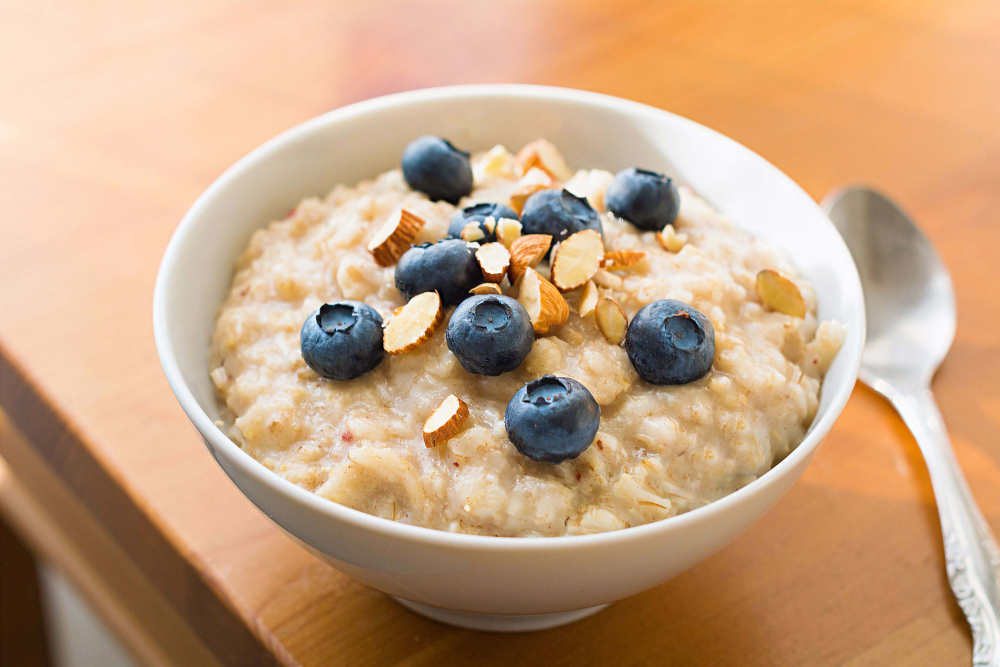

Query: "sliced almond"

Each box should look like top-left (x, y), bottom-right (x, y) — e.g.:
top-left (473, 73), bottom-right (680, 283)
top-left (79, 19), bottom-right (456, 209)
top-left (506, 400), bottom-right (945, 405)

top-left (367, 208), bottom-right (426, 267)
top-left (469, 283), bottom-right (503, 295)
top-left (509, 167), bottom-right (554, 214)
top-left (422, 394), bottom-right (470, 447)
top-left (518, 267), bottom-right (569, 335)
top-left (591, 268), bottom-right (623, 290)
top-left (383, 291), bottom-right (444, 354)
top-left (475, 242), bottom-right (511, 283)
top-left (756, 269), bottom-right (807, 318)
top-left (601, 250), bottom-right (646, 271)
top-left (516, 139), bottom-right (573, 181)
top-left (564, 169), bottom-right (615, 212)
top-left (508, 234), bottom-right (553, 283)
top-left (460, 222), bottom-right (486, 243)
top-left (550, 229), bottom-right (605, 291)
top-left (577, 280), bottom-right (599, 318)
top-left (473, 144), bottom-right (516, 181)
top-left (656, 225), bottom-right (688, 253)
top-left (496, 217), bottom-right (522, 249)
top-left (482, 216), bottom-right (497, 234)
top-left (595, 297), bottom-right (628, 345)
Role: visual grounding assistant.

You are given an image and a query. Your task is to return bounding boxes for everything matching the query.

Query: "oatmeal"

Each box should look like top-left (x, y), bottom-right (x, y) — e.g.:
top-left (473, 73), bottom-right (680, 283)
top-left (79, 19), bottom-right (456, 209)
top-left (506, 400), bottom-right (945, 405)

top-left (209, 140), bottom-right (844, 537)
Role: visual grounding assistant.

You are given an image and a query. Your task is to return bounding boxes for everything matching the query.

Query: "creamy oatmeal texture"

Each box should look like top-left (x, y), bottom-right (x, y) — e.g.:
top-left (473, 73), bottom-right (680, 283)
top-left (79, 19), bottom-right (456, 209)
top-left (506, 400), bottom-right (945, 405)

top-left (209, 143), bottom-right (845, 537)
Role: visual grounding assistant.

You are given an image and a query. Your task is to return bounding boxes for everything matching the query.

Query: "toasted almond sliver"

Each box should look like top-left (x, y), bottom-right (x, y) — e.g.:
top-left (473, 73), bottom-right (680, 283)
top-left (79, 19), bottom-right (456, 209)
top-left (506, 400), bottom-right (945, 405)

top-left (383, 292), bottom-right (444, 354)
top-left (591, 268), bottom-right (623, 290)
top-left (509, 167), bottom-right (554, 214)
top-left (423, 394), bottom-right (470, 447)
top-left (656, 225), bottom-right (688, 253)
top-left (516, 139), bottom-right (573, 181)
top-left (367, 208), bottom-right (426, 266)
top-left (460, 222), bottom-right (487, 243)
top-left (595, 297), bottom-right (628, 345)
top-left (601, 250), bottom-right (646, 271)
top-left (518, 267), bottom-right (568, 335)
top-left (756, 269), bottom-right (807, 318)
top-left (550, 229), bottom-right (605, 291)
top-left (476, 242), bottom-right (511, 283)
top-left (577, 280), bottom-right (599, 318)
top-left (473, 144), bottom-right (516, 181)
top-left (469, 283), bottom-right (503, 295)
top-left (564, 169), bottom-right (615, 212)
top-left (508, 234), bottom-right (553, 283)
top-left (496, 217), bottom-right (522, 249)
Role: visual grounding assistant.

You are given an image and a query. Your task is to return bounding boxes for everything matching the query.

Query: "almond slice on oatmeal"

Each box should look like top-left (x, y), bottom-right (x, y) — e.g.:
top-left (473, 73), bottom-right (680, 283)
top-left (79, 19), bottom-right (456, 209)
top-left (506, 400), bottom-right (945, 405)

top-left (518, 267), bottom-right (569, 335)
top-left (595, 297), bottom-right (628, 345)
top-left (591, 268), bottom-right (623, 290)
top-left (515, 139), bottom-right (574, 181)
top-left (508, 234), bottom-right (553, 283)
top-left (564, 169), bottom-right (615, 212)
top-left (422, 394), bottom-right (470, 447)
top-left (383, 291), bottom-right (444, 354)
top-left (476, 242), bottom-right (511, 283)
top-left (756, 269), bottom-right (807, 318)
top-left (656, 225), bottom-right (688, 253)
top-left (550, 229), bottom-right (605, 291)
top-left (473, 144), bottom-right (516, 181)
top-left (469, 283), bottom-right (503, 295)
top-left (601, 250), bottom-right (645, 271)
top-left (367, 208), bottom-right (425, 267)
top-left (460, 222), bottom-right (487, 243)
top-left (495, 217), bottom-right (522, 249)
top-left (510, 168), bottom-right (554, 214)
top-left (577, 280), bottom-right (599, 318)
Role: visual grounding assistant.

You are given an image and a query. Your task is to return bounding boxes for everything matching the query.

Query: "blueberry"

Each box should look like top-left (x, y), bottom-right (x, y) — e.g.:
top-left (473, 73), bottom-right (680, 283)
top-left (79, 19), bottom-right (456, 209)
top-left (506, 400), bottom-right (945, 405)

top-left (395, 239), bottom-right (483, 306)
top-left (300, 301), bottom-right (385, 381)
top-left (624, 299), bottom-right (715, 384)
top-left (605, 168), bottom-right (680, 231)
top-left (520, 189), bottom-right (602, 251)
top-left (447, 202), bottom-right (519, 242)
top-left (505, 376), bottom-right (601, 464)
top-left (446, 295), bottom-right (534, 376)
top-left (401, 136), bottom-right (474, 204)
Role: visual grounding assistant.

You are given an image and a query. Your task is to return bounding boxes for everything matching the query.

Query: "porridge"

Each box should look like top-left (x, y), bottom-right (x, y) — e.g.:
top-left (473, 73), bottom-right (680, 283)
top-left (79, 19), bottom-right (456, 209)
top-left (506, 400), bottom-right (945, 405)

top-left (209, 138), bottom-right (845, 537)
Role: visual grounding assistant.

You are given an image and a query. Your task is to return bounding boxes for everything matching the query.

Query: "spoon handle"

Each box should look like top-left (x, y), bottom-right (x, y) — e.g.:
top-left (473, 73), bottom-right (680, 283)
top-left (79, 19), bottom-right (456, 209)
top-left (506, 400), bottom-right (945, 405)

top-left (892, 388), bottom-right (1000, 666)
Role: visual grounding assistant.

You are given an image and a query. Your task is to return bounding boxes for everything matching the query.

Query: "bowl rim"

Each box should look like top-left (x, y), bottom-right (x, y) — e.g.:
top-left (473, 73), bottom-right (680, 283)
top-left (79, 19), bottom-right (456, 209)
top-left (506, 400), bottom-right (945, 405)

top-left (153, 83), bottom-right (865, 551)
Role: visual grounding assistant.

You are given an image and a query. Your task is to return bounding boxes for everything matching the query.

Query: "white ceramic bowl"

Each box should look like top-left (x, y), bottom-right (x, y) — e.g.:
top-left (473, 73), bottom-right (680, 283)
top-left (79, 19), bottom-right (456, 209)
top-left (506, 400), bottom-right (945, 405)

top-left (154, 85), bottom-right (865, 632)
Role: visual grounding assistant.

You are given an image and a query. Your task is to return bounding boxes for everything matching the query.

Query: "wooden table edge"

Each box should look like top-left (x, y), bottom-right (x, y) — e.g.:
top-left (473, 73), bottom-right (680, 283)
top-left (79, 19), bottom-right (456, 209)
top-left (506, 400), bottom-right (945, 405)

top-left (0, 433), bottom-right (220, 667)
top-left (0, 339), bottom-right (297, 667)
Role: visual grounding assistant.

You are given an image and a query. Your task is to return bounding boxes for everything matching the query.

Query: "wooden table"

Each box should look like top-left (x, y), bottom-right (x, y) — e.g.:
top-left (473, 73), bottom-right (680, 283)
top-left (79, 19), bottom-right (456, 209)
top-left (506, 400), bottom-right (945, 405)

top-left (1, 1), bottom-right (998, 665)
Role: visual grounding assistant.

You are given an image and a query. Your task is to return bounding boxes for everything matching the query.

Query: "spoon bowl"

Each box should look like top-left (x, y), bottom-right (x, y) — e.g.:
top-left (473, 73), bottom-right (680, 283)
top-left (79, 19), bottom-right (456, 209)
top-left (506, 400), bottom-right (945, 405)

top-left (824, 186), bottom-right (955, 389)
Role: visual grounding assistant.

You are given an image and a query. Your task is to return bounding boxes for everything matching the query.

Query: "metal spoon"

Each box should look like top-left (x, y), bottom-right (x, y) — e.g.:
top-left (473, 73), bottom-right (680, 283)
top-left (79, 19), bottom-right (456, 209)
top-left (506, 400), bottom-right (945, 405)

top-left (823, 186), bottom-right (1000, 666)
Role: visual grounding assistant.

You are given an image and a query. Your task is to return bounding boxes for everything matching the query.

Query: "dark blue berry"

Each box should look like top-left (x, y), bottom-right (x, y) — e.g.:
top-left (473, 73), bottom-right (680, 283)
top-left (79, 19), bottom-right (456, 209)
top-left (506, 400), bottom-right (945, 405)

top-left (505, 376), bottom-right (601, 464)
top-left (395, 239), bottom-right (483, 306)
top-left (447, 202), bottom-right (519, 242)
top-left (520, 189), bottom-right (602, 252)
top-left (605, 168), bottom-right (680, 231)
top-left (300, 301), bottom-right (385, 381)
top-left (446, 295), bottom-right (534, 376)
top-left (624, 299), bottom-right (714, 385)
top-left (401, 136), bottom-right (473, 204)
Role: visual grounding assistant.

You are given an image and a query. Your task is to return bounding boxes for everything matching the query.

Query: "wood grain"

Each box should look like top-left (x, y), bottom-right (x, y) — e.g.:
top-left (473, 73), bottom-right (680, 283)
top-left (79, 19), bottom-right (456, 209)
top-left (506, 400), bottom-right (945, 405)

top-left (0, 1), bottom-right (998, 665)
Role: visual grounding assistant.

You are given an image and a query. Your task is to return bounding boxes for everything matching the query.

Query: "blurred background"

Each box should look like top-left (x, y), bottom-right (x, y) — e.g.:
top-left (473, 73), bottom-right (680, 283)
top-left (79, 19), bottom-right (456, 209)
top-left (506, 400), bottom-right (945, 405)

top-left (1, 1), bottom-right (997, 666)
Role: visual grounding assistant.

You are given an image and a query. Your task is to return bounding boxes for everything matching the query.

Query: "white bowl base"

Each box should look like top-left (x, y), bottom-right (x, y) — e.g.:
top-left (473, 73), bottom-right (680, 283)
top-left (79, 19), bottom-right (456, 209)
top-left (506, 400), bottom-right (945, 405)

top-left (391, 597), bottom-right (610, 632)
